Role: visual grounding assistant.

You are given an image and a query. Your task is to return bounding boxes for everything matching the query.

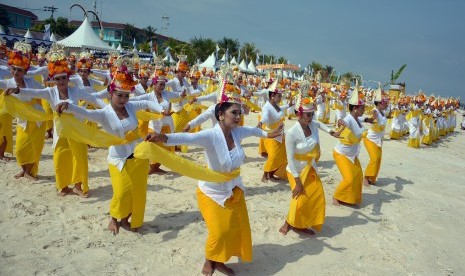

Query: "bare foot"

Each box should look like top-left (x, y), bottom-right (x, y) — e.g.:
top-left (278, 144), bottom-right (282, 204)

top-left (261, 172), bottom-right (269, 183)
top-left (214, 262), bottom-right (235, 276)
top-left (260, 153), bottom-right (268, 158)
top-left (72, 186), bottom-right (89, 198)
top-left (279, 221), bottom-right (291, 235)
top-left (332, 197), bottom-right (341, 206)
top-left (108, 218), bottom-right (119, 235)
top-left (14, 171), bottom-right (25, 179)
top-left (201, 259), bottom-right (215, 276)
top-left (149, 164), bottom-right (167, 175)
top-left (363, 178), bottom-right (371, 188)
top-left (57, 187), bottom-right (71, 197)
top-left (269, 174), bottom-right (280, 181)
top-left (24, 172), bottom-right (39, 181)
top-left (120, 219), bottom-right (131, 231)
top-left (0, 156), bottom-right (10, 162)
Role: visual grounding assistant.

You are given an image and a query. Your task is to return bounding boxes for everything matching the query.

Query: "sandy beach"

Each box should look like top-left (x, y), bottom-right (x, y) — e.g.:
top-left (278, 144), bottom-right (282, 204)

top-left (1, 111), bottom-right (464, 276)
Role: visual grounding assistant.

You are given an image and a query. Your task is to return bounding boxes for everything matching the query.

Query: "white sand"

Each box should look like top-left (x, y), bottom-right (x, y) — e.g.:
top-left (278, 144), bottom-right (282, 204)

top-left (1, 111), bottom-right (464, 276)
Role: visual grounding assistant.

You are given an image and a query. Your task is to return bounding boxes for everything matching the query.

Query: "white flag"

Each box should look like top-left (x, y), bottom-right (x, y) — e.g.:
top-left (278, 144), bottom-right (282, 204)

top-left (43, 24), bottom-right (51, 40)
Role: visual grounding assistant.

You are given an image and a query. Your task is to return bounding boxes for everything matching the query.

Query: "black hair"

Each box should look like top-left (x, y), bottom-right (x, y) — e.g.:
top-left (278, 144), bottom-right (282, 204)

top-left (374, 101), bottom-right (381, 106)
top-left (214, 102), bottom-right (234, 121)
top-left (348, 104), bottom-right (356, 111)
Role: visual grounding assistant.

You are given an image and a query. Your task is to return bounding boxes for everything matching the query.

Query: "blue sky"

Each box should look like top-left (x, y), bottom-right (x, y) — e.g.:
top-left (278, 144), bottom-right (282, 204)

top-left (5, 0), bottom-right (465, 99)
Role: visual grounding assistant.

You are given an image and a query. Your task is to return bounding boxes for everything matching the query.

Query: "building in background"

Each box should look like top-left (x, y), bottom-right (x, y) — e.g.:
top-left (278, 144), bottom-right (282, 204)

top-left (0, 3), bottom-right (38, 29)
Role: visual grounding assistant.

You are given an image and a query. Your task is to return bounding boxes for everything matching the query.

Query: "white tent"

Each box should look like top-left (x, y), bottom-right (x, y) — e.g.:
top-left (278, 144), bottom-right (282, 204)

top-left (163, 47), bottom-right (176, 64)
top-left (57, 17), bottom-right (113, 51)
top-left (24, 29), bottom-right (32, 43)
top-left (49, 33), bottom-right (57, 42)
top-left (116, 44), bottom-right (122, 51)
top-left (247, 61), bottom-right (257, 73)
top-left (238, 59), bottom-right (248, 72)
top-left (229, 57), bottom-right (238, 65)
top-left (198, 52), bottom-right (216, 70)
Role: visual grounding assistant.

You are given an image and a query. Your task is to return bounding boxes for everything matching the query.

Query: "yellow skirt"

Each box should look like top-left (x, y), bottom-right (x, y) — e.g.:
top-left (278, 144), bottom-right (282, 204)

top-left (263, 137), bottom-right (288, 179)
top-left (333, 151), bottom-right (363, 205)
top-left (172, 109), bottom-right (190, 133)
top-left (286, 167), bottom-right (325, 231)
top-left (363, 138), bottom-right (382, 183)
top-left (188, 108), bottom-right (202, 133)
top-left (15, 123), bottom-right (46, 176)
top-left (0, 113), bottom-right (13, 154)
top-left (422, 133), bottom-right (433, 145)
top-left (138, 120), bottom-right (149, 138)
top-left (408, 138), bottom-right (420, 148)
top-left (257, 115), bottom-right (267, 156)
top-left (41, 100), bottom-right (54, 130)
top-left (197, 186), bottom-right (252, 263)
top-left (53, 138), bottom-right (89, 193)
top-left (390, 130), bottom-right (402, 140)
top-left (109, 158), bottom-right (149, 228)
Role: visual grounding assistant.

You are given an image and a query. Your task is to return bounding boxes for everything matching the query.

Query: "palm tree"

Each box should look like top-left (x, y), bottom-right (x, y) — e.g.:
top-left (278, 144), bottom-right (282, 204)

top-left (240, 42), bottom-right (258, 62)
top-left (277, 56), bottom-right (287, 64)
top-left (143, 25), bottom-right (157, 43)
top-left (309, 61), bottom-right (323, 76)
top-left (217, 37), bottom-right (240, 59)
top-left (190, 36), bottom-right (216, 63)
top-left (323, 65), bottom-right (334, 82)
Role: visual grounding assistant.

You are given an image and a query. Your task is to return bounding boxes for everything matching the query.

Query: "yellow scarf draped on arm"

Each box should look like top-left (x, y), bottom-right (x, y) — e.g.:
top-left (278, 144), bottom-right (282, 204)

top-left (0, 93), bottom-right (53, 121)
top-left (134, 142), bottom-right (240, 182)
top-left (54, 112), bottom-right (240, 182)
top-left (338, 127), bottom-right (365, 145)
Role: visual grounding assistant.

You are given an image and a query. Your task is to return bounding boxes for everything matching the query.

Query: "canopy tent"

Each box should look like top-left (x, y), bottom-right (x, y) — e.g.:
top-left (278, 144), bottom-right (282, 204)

top-left (247, 60), bottom-right (257, 74)
top-left (198, 52), bottom-right (216, 70)
top-left (49, 33), bottom-right (57, 42)
top-left (163, 47), bottom-right (176, 64)
top-left (57, 17), bottom-right (113, 51)
top-left (229, 57), bottom-right (238, 65)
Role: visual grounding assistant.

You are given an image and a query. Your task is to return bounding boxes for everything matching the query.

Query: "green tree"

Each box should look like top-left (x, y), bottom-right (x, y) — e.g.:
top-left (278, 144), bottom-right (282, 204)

top-left (240, 42), bottom-right (258, 62)
top-left (31, 17), bottom-right (76, 37)
top-left (277, 56), bottom-right (287, 64)
top-left (217, 37), bottom-right (240, 58)
top-left (190, 36), bottom-right (216, 63)
top-left (309, 61), bottom-right (323, 75)
top-left (143, 25), bottom-right (157, 43)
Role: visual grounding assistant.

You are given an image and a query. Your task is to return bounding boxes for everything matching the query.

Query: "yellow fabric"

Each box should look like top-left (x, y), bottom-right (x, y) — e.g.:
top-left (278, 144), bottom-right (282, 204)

top-left (241, 97), bottom-right (261, 112)
top-left (169, 95), bottom-right (195, 103)
top-left (371, 122), bottom-right (385, 132)
top-left (109, 158), bottom-right (149, 228)
top-left (55, 113), bottom-right (140, 148)
top-left (53, 137), bottom-right (89, 193)
top-left (134, 142), bottom-right (241, 182)
top-left (363, 138), bottom-right (382, 183)
top-left (257, 115), bottom-right (267, 156)
top-left (41, 99), bottom-right (54, 130)
top-left (286, 167), bottom-right (325, 231)
top-left (138, 120), bottom-right (149, 138)
top-left (15, 123), bottom-right (46, 176)
top-left (390, 130), bottom-right (402, 140)
top-left (263, 137), bottom-right (288, 179)
top-left (0, 112), bottom-right (13, 154)
top-left (135, 110), bottom-right (163, 121)
top-left (408, 138), bottom-right (420, 148)
top-left (338, 127), bottom-right (363, 145)
top-left (147, 125), bottom-right (174, 164)
top-left (333, 150), bottom-right (363, 205)
top-left (422, 116), bottom-right (433, 145)
top-left (197, 186), bottom-right (252, 263)
top-left (183, 103), bottom-right (208, 112)
top-left (405, 109), bottom-right (421, 121)
top-left (0, 94), bottom-right (53, 121)
top-left (172, 108), bottom-right (189, 133)
top-left (294, 145), bottom-right (321, 164)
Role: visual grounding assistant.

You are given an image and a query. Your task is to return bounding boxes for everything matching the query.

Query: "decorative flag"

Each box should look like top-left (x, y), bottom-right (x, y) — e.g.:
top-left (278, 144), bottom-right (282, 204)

top-left (43, 24), bottom-right (51, 40)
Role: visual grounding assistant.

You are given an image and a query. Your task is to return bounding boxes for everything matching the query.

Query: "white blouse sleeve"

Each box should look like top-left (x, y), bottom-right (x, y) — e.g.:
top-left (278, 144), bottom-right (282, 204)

top-left (235, 126), bottom-right (267, 141)
top-left (285, 128), bottom-right (299, 178)
top-left (165, 130), bottom-right (211, 148)
top-left (66, 103), bottom-right (106, 124)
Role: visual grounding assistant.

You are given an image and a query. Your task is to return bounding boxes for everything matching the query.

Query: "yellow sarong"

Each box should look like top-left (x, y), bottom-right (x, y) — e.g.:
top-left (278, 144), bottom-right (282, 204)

top-left (54, 137), bottom-right (89, 193)
top-left (333, 150), bottom-right (363, 205)
top-left (15, 122), bottom-right (46, 176)
top-left (197, 186), bottom-right (252, 263)
top-left (363, 138), bottom-right (382, 184)
top-left (0, 113), bottom-right (13, 154)
top-left (172, 108), bottom-right (190, 133)
top-left (286, 147), bottom-right (325, 231)
top-left (109, 158), bottom-right (149, 228)
top-left (263, 137), bottom-right (287, 179)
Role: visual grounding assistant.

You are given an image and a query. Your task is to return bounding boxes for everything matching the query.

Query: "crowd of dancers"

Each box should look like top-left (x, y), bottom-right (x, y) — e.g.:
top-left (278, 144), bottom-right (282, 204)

top-left (0, 39), bottom-right (462, 275)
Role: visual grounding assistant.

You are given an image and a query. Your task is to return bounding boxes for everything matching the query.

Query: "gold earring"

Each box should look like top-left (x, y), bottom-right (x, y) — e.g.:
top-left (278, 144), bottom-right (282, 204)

top-left (219, 115), bottom-right (225, 121)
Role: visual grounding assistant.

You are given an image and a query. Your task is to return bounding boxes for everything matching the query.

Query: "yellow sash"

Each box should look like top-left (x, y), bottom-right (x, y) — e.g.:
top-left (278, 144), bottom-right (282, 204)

top-left (55, 113), bottom-right (139, 147)
top-left (183, 103), bottom-right (209, 112)
top-left (264, 118), bottom-right (285, 132)
top-left (406, 109), bottom-right (421, 121)
top-left (294, 144), bottom-right (321, 163)
top-left (338, 127), bottom-right (364, 145)
top-left (135, 110), bottom-right (163, 121)
top-left (241, 97), bottom-right (261, 112)
top-left (371, 122), bottom-right (385, 132)
top-left (133, 142), bottom-right (241, 182)
top-left (333, 103), bottom-right (344, 110)
top-left (0, 93), bottom-right (53, 121)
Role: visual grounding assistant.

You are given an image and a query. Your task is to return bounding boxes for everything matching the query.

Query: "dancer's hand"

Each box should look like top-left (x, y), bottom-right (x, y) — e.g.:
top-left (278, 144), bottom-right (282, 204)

top-left (292, 178), bottom-right (305, 198)
top-left (56, 102), bottom-right (69, 114)
top-left (145, 132), bottom-right (168, 143)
